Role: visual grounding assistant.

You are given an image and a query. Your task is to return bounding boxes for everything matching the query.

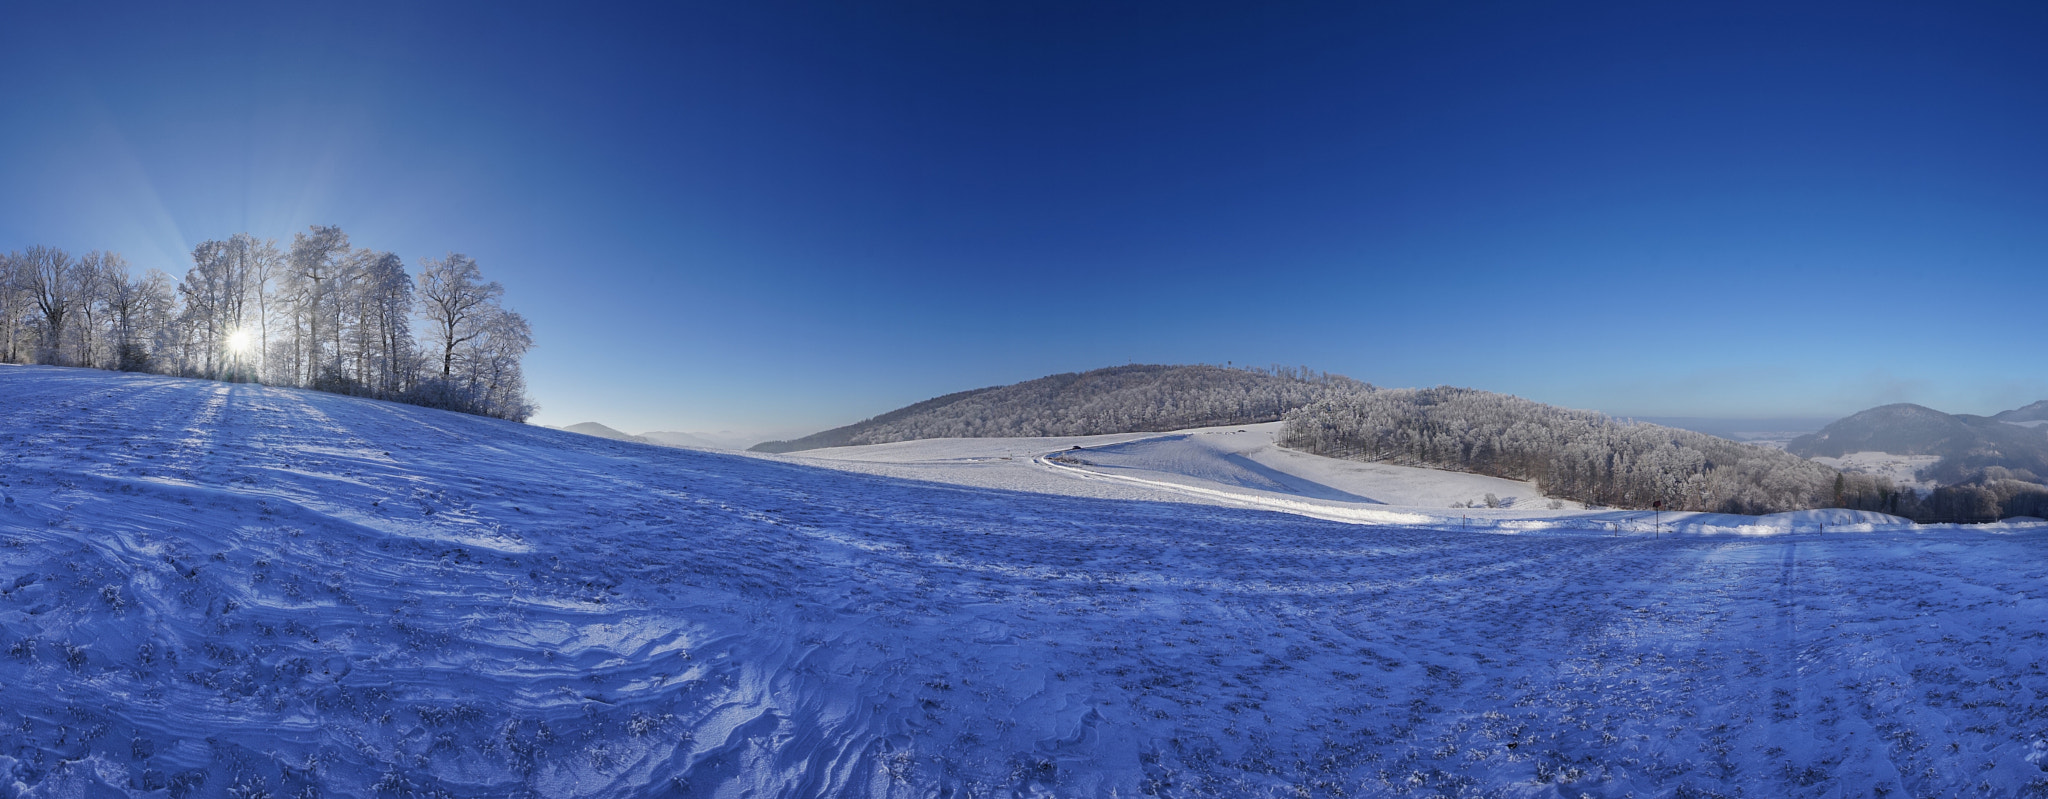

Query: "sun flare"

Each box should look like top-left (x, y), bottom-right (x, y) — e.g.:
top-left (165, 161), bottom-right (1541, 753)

top-left (225, 328), bottom-right (256, 357)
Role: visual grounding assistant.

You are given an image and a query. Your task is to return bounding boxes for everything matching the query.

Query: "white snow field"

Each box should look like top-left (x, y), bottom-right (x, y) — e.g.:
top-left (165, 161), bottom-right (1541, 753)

top-left (3, 365), bottom-right (2048, 798)
top-left (787, 425), bottom-right (1536, 510)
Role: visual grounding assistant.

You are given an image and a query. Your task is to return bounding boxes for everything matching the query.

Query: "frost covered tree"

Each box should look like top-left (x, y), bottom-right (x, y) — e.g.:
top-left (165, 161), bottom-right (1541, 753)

top-left (411, 253), bottom-right (533, 421)
top-left (224, 234), bottom-right (284, 382)
top-left (178, 241), bottom-right (236, 377)
top-left (285, 225), bottom-right (351, 385)
top-left (1278, 384), bottom-right (1874, 514)
top-left (415, 253), bottom-right (502, 378)
top-left (20, 246), bottom-right (81, 365)
top-left (340, 250), bottom-right (415, 396)
top-left (100, 261), bottom-right (174, 372)
top-left (457, 307), bottom-right (535, 422)
top-left (6, 227), bottom-right (535, 422)
top-left (0, 250), bottom-right (37, 364)
top-left (69, 252), bottom-right (117, 368)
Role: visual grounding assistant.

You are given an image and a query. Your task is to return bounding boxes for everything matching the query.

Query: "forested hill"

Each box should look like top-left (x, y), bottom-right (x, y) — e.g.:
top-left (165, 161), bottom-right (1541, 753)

top-left (751, 364), bottom-right (1359, 453)
top-left (1786, 403), bottom-right (1999, 458)
top-left (1280, 385), bottom-right (1875, 514)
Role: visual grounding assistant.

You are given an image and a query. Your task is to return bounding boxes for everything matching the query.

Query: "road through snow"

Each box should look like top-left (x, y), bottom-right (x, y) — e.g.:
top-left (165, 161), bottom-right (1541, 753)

top-left (1, 366), bottom-right (2046, 797)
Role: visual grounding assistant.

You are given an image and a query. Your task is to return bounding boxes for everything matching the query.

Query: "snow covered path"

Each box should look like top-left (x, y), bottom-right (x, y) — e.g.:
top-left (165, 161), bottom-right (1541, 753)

top-left (2, 366), bottom-right (2046, 797)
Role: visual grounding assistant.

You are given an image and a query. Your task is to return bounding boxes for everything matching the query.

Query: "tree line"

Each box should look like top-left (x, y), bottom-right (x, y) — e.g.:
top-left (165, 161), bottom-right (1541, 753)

top-left (0, 226), bottom-right (535, 421)
top-left (1278, 385), bottom-right (2048, 521)
top-left (1890, 470), bottom-right (2048, 524)
top-left (1280, 385), bottom-right (1853, 514)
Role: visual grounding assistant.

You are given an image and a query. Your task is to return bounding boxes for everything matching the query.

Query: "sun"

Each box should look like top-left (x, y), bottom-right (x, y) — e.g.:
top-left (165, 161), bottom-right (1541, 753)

top-left (225, 328), bottom-right (257, 357)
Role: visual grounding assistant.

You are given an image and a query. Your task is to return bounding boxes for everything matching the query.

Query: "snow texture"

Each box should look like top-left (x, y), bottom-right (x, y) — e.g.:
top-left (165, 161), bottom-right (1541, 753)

top-left (2, 365), bottom-right (2047, 797)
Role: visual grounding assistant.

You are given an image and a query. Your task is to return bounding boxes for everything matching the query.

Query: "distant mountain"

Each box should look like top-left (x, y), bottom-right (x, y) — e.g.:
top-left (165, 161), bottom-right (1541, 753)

top-left (1994, 400), bottom-right (2048, 424)
top-left (639, 431), bottom-right (766, 451)
top-left (560, 422), bottom-right (650, 444)
top-left (1786, 404), bottom-right (1985, 458)
top-left (751, 364), bottom-right (1360, 453)
top-left (555, 426), bottom-right (778, 451)
top-left (1788, 403), bottom-right (2048, 485)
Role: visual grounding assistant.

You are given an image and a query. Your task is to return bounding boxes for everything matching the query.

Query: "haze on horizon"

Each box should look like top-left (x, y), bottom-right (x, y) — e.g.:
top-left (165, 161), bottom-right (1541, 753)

top-left (4, 2), bottom-right (2044, 437)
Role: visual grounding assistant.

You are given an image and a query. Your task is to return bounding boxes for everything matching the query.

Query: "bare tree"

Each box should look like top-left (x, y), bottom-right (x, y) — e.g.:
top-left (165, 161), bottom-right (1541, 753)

top-left (180, 241), bottom-right (234, 377)
top-left (69, 252), bottom-right (118, 368)
top-left (225, 234), bottom-right (284, 383)
top-left (99, 258), bottom-right (171, 371)
top-left (0, 251), bottom-right (32, 363)
top-left (416, 253), bottom-right (503, 378)
top-left (286, 225), bottom-right (350, 385)
top-left (9, 226), bottom-right (535, 422)
top-left (22, 245), bottom-right (79, 365)
top-left (335, 249), bottom-right (415, 394)
top-left (463, 306), bottom-right (534, 421)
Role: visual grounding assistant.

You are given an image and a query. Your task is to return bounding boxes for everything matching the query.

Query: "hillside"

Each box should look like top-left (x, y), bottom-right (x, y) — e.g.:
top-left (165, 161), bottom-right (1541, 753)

top-left (751, 364), bottom-right (1357, 453)
top-left (1995, 399), bottom-right (2048, 424)
top-left (1788, 403), bottom-right (2048, 485)
top-left (5, 366), bottom-right (2048, 796)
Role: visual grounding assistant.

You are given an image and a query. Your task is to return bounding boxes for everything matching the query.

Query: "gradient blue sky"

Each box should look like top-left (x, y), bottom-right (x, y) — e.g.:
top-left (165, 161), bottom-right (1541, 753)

top-left (4, 2), bottom-right (2044, 436)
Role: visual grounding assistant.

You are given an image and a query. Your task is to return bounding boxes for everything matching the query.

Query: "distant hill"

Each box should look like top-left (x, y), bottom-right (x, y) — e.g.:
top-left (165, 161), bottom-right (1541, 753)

top-left (639, 430), bottom-right (777, 451)
top-left (1788, 403), bottom-right (2048, 485)
top-left (751, 364), bottom-right (1360, 453)
top-left (1994, 400), bottom-right (2048, 424)
top-left (561, 425), bottom-right (770, 451)
top-left (1785, 404), bottom-right (1986, 458)
top-left (561, 422), bottom-right (650, 444)
top-left (639, 431), bottom-right (728, 449)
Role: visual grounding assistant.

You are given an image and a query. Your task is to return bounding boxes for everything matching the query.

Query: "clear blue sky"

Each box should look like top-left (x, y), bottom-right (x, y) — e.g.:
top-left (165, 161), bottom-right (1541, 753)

top-left (4, 2), bottom-right (2044, 435)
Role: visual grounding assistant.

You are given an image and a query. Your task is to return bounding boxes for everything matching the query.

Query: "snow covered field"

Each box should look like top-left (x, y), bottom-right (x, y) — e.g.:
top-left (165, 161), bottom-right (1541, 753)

top-left (3, 366), bottom-right (2047, 797)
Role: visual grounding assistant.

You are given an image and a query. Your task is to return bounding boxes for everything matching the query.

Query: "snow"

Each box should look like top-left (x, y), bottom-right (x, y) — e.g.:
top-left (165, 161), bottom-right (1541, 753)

top-left (3, 365), bottom-right (2047, 797)
top-left (787, 424), bottom-right (1538, 512)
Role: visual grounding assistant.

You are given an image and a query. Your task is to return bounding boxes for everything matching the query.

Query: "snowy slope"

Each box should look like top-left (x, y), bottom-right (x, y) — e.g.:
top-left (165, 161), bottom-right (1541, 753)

top-left (4, 366), bottom-right (2048, 797)
top-left (786, 424), bottom-right (1534, 508)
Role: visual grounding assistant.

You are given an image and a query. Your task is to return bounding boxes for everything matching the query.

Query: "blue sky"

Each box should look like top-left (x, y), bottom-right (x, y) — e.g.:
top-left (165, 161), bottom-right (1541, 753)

top-left (4, 2), bottom-right (2044, 435)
